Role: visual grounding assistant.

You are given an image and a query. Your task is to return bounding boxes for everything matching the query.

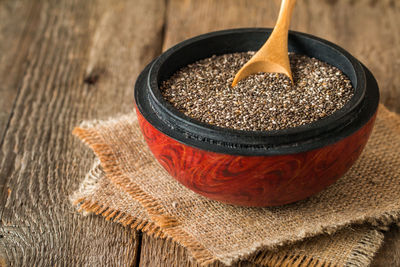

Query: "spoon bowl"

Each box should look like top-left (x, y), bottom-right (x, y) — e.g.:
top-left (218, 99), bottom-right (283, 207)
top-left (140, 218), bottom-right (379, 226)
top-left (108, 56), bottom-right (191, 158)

top-left (232, 0), bottom-right (296, 86)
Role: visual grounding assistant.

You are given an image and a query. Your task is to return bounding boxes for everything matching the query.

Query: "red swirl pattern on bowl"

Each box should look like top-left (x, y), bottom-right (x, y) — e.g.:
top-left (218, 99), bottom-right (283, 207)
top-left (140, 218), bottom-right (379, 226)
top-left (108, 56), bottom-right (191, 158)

top-left (136, 106), bottom-right (377, 207)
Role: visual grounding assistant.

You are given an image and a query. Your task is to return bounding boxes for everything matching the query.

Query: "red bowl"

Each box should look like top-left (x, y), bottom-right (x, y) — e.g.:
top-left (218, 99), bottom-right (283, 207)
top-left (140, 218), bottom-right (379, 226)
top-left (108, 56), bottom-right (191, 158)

top-left (134, 28), bottom-right (379, 207)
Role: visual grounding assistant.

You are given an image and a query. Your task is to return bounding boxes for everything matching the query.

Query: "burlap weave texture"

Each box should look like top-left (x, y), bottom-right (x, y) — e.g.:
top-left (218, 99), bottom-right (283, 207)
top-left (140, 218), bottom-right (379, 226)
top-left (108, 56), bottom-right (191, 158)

top-left (71, 104), bottom-right (400, 266)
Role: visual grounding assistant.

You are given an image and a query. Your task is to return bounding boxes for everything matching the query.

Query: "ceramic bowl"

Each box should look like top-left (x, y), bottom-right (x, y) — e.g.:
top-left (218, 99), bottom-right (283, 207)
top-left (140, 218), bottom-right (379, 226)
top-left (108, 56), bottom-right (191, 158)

top-left (134, 28), bottom-right (379, 207)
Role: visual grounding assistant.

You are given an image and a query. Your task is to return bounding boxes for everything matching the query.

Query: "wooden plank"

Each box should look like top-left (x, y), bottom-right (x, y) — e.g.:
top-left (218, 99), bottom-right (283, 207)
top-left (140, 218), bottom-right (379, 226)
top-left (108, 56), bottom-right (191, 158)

top-left (0, 0), bottom-right (165, 265)
top-left (139, 0), bottom-right (400, 265)
top-left (0, 0), bottom-right (39, 143)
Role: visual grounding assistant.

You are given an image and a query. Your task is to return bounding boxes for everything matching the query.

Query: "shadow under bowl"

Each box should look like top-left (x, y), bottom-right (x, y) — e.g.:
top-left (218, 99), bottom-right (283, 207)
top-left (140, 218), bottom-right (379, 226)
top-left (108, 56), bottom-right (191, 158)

top-left (134, 28), bottom-right (379, 207)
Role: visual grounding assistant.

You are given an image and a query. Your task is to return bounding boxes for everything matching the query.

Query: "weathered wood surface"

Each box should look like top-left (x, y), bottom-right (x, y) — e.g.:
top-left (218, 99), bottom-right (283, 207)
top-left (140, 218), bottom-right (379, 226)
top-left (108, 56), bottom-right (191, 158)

top-left (0, 0), bottom-right (399, 266)
top-left (0, 0), bottom-right (165, 265)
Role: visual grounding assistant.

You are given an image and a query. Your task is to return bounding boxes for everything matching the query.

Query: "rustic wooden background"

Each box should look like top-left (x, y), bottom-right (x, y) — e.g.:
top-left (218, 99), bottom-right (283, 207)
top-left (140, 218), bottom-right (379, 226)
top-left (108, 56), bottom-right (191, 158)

top-left (0, 0), bottom-right (399, 266)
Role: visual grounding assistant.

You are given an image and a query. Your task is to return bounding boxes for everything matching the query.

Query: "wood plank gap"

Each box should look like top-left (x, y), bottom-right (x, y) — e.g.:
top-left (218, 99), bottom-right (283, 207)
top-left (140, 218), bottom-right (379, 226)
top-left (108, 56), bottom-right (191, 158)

top-left (135, 0), bottom-right (168, 264)
top-left (135, 231), bottom-right (143, 267)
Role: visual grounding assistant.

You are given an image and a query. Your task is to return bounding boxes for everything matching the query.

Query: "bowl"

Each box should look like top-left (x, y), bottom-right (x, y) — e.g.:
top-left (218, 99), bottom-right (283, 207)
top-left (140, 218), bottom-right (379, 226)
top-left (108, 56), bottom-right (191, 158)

top-left (134, 28), bottom-right (379, 207)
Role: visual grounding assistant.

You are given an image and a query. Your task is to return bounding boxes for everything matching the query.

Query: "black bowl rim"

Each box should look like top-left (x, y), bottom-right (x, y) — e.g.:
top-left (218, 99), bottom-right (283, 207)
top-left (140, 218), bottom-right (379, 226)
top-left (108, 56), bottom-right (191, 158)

top-left (148, 28), bottom-right (364, 139)
top-left (134, 28), bottom-right (379, 156)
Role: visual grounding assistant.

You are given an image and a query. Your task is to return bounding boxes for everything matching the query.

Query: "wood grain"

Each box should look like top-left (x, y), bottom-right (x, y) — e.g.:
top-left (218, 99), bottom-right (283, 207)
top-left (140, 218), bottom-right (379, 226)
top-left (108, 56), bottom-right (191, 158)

top-left (0, 0), bottom-right (165, 265)
top-left (0, 0), bottom-right (40, 144)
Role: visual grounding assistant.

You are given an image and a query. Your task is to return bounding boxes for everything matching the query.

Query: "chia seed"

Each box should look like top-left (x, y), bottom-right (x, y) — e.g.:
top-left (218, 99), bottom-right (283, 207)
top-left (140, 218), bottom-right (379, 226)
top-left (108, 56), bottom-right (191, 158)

top-left (160, 52), bottom-right (354, 131)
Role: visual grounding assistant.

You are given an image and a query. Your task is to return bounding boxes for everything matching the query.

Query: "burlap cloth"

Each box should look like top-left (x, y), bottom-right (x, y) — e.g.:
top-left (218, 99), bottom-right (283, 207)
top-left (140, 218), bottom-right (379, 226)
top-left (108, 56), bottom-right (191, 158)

top-left (71, 104), bottom-right (400, 266)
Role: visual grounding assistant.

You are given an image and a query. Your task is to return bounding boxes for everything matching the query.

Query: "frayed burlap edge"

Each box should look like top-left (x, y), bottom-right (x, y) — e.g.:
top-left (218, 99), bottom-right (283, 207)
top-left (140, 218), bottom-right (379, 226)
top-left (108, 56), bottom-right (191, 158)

top-left (73, 198), bottom-right (168, 238)
top-left (72, 127), bottom-right (217, 266)
top-left (344, 229), bottom-right (385, 267)
top-left (72, 193), bottom-right (386, 267)
top-left (248, 229), bottom-right (385, 267)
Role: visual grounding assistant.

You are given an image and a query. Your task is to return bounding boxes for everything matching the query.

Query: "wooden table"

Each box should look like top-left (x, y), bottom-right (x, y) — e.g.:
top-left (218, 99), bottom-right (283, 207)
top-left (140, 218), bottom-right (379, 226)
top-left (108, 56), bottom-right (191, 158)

top-left (0, 0), bottom-right (399, 266)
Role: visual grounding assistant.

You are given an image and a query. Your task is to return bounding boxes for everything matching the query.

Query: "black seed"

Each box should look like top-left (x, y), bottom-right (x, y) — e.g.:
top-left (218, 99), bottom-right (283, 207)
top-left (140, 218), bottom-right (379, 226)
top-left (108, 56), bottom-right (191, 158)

top-left (160, 52), bottom-right (354, 131)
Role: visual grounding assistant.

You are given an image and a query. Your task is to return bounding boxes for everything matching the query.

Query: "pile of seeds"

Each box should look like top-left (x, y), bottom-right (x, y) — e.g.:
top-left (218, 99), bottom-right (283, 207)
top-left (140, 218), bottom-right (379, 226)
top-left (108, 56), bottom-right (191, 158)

top-left (160, 52), bottom-right (354, 131)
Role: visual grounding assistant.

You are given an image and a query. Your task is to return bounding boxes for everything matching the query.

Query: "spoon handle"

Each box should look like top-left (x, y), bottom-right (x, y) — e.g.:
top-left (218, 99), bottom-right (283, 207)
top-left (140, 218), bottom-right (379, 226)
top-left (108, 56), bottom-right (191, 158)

top-left (255, 0), bottom-right (296, 66)
top-left (275, 0), bottom-right (297, 33)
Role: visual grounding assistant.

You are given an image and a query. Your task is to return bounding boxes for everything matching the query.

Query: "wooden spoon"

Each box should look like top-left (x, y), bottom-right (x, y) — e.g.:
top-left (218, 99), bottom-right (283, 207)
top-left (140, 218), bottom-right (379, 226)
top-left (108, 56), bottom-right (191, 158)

top-left (232, 0), bottom-right (297, 86)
